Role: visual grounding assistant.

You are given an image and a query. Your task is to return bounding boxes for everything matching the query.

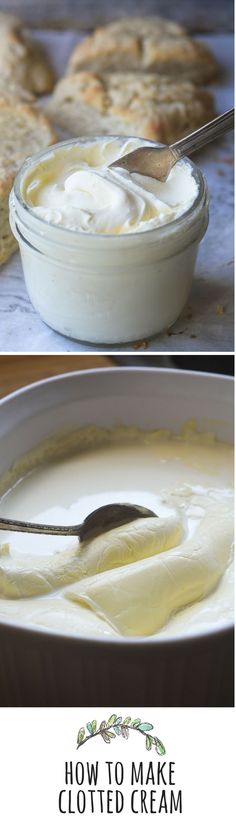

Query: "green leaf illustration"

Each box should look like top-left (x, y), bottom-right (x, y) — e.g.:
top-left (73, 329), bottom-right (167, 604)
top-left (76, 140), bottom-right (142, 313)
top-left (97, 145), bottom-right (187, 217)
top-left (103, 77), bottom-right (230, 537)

top-left (76, 714), bottom-right (165, 755)
top-left (107, 714), bottom-right (117, 727)
top-left (101, 733), bottom-right (111, 744)
top-left (146, 735), bottom-right (152, 751)
top-left (155, 739), bottom-right (166, 755)
top-left (77, 727), bottom-right (85, 745)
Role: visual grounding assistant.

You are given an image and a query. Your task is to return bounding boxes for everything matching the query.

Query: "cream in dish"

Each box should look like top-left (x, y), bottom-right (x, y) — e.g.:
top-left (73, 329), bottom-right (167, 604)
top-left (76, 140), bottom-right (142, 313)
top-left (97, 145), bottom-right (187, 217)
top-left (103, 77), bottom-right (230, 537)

top-left (11, 136), bottom-right (207, 343)
top-left (0, 424), bottom-right (233, 639)
top-left (22, 138), bottom-right (198, 235)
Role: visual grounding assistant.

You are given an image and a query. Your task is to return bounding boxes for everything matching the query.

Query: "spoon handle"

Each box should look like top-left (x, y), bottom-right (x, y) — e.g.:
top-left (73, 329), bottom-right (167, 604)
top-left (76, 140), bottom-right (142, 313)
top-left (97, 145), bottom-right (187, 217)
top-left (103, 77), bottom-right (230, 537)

top-left (0, 517), bottom-right (80, 536)
top-left (172, 108), bottom-right (234, 158)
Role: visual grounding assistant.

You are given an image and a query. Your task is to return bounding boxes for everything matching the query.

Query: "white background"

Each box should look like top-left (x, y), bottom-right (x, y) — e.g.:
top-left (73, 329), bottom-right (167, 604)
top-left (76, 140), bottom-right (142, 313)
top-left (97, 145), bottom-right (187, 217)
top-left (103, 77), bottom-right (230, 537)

top-left (0, 707), bottom-right (234, 816)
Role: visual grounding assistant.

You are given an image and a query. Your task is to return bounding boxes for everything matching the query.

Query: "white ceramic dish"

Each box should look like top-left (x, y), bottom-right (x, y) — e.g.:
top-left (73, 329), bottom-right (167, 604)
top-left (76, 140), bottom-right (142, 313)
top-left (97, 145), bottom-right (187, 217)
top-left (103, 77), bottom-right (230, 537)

top-left (0, 367), bottom-right (233, 706)
top-left (9, 136), bottom-right (208, 344)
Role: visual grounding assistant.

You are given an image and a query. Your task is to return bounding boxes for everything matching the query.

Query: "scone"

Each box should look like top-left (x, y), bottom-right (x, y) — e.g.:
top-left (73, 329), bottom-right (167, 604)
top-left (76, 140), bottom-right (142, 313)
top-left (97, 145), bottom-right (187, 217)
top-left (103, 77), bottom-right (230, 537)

top-left (0, 11), bottom-right (54, 95)
top-left (67, 16), bottom-right (218, 84)
top-left (0, 79), bottom-right (35, 104)
top-left (47, 71), bottom-right (215, 143)
top-left (0, 100), bottom-right (56, 266)
top-left (0, 169), bottom-right (17, 266)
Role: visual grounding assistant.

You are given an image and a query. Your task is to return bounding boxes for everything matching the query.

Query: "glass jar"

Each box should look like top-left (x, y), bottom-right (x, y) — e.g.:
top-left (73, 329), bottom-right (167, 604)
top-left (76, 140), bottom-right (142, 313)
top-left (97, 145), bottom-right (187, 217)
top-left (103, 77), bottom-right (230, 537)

top-left (9, 136), bottom-right (209, 344)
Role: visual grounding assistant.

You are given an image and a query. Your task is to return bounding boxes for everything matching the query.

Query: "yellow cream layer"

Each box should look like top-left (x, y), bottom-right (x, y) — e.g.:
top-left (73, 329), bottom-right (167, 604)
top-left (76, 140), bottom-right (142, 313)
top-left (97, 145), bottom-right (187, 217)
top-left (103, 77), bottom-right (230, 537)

top-left (23, 139), bottom-right (198, 235)
top-left (0, 423), bottom-right (233, 639)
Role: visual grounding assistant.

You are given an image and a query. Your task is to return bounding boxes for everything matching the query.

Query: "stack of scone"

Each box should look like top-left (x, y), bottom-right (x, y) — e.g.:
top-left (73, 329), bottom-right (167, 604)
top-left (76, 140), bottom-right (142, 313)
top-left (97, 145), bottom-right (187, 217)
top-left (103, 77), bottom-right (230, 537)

top-left (47, 16), bottom-right (217, 143)
top-left (0, 13), bottom-right (218, 267)
top-left (0, 12), bottom-right (55, 266)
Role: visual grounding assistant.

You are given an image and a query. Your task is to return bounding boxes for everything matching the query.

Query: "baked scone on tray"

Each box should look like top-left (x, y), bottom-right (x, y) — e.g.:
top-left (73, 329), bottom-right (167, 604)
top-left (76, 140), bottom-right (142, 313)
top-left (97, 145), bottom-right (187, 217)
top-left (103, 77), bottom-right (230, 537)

top-left (47, 71), bottom-right (215, 143)
top-left (0, 79), bottom-right (35, 104)
top-left (68, 16), bottom-right (218, 84)
top-left (0, 169), bottom-right (17, 266)
top-left (0, 100), bottom-right (56, 266)
top-left (0, 11), bottom-right (54, 95)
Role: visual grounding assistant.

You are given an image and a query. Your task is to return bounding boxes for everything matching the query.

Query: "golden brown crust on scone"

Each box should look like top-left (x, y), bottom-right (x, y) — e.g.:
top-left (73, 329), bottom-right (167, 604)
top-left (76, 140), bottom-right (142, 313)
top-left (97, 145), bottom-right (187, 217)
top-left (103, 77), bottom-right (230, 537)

top-left (0, 78), bottom-right (35, 104)
top-left (0, 99), bottom-right (56, 174)
top-left (0, 168), bottom-right (17, 265)
top-left (0, 101), bottom-right (56, 266)
top-left (68, 16), bottom-right (218, 84)
top-left (0, 11), bottom-right (55, 94)
top-left (47, 71), bottom-right (215, 144)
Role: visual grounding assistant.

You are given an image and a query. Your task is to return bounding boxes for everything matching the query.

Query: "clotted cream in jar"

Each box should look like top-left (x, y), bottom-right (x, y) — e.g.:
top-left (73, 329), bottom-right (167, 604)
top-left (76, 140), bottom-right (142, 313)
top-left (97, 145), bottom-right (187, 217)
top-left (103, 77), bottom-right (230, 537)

top-left (10, 136), bottom-right (208, 343)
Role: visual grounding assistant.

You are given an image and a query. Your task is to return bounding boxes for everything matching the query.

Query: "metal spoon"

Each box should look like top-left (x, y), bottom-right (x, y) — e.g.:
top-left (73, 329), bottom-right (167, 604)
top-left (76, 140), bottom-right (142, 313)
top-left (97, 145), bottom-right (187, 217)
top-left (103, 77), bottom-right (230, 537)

top-left (0, 503), bottom-right (157, 542)
top-left (110, 108), bottom-right (234, 182)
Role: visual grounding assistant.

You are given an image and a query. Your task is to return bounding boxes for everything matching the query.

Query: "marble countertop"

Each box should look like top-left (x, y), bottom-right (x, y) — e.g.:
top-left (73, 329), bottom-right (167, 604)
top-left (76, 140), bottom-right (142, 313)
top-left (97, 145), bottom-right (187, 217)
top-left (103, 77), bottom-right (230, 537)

top-left (0, 32), bottom-right (233, 353)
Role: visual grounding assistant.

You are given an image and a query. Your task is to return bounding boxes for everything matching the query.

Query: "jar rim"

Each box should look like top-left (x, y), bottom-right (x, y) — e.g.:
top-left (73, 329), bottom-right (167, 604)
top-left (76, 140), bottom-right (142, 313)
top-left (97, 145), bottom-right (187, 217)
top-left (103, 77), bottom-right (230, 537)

top-left (12, 134), bottom-right (207, 244)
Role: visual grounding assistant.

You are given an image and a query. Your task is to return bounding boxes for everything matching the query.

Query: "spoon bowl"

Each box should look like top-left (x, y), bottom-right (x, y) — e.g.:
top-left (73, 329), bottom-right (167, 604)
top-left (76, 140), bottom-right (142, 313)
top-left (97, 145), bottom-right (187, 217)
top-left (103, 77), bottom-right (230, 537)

top-left (0, 503), bottom-right (157, 542)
